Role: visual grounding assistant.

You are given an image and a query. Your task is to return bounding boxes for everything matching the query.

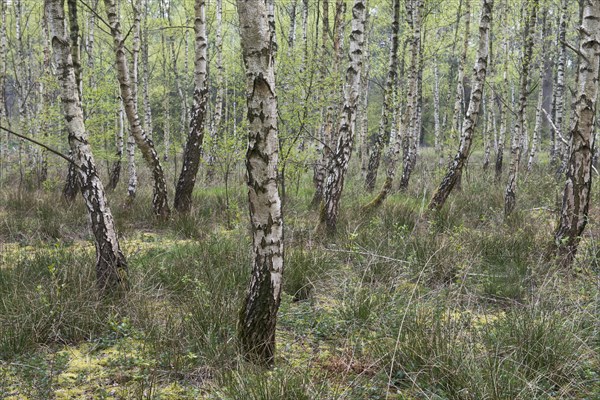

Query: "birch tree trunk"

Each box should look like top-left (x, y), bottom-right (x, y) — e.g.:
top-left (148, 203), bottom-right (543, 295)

top-left (358, 8), bottom-right (371, 176)
top-left (452, 0), bottom-right (471, 138)
top-left (552, 0), bottom-right (568, 166)
top-left (63, 0), bottom-right (82, 202)
top-left (495, 39), bottom-right (509, 181)
top-left (142, 0), bottom-right (153, 138)
top-left (554, 0), bottom-right (600, 262)
top-left (108, 97), bottom-right (125, 191)
top-left (0, 0), bottom-right (6, 128)
top-left (211, 0), bottom-right (224, 140)
top-left (483, 93), bottom-right (492, 170)
top-left (398, 0), bottom-right (422, 191)
top-left (428, 0), bottom-right (492, 211)
top-left (311, 0), bottom-right (333, 207)
top-left (104, 0), bottom-right (170, 218)
top-left (174, 0), bottom-right (209, 213)
top-left (364, 0), bottom-right (399, 192)
top-left (504, 0), bottom-right (538, 217)
top-left (527, 20), bottom-right (546, 172)
top-left (434, 52), bottom-right (443, 168)
top-left (205, 0), bottom-right (224, 180)
top-left (318, 0), bottom-right (366, 233)
top-left (45, 0), bottom-right (128, 292)
top-left (127, 130), bottom-right (138, 201)
top-left (237, 0), bottom-right (284, 366)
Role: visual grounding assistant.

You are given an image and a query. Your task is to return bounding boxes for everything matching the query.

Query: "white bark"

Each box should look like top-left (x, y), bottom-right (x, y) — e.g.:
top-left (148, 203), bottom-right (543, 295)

top-left (504, 0), bottom-right (538, 216)
top-left (319, 0), bottom-right (366, 232)
top-left (554, 0), bottom-right (600, 261)
top-left (237, 0), bottom-right (284, 366)
top-left (104, 0), bottom-right (170, 218)
top-left (428, 0), bottom-right (493, 211)
top-left (45, 0), bottom-right (128, 291)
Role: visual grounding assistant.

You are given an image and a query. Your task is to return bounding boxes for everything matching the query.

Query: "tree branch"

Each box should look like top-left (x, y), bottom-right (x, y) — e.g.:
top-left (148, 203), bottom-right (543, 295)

top-left (0, 125), bottom-right (79, 168)
top-left (542, 108), bottom-right (569, 145)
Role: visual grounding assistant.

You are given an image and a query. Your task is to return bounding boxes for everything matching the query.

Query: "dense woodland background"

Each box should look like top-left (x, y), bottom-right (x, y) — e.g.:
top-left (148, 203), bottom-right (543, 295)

top-left (0, 0), bottom-right (599, 398)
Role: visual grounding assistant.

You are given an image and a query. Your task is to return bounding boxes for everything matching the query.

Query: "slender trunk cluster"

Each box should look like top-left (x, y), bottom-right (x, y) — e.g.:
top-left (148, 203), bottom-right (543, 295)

top-left (104, 0), bottom-right (170, 218)
top-left (398, 0), bottom-right (422, 191)
top-left (311, 0), bottom-right (333, 207)
top-left (504, 0), bottom-right (538, 217)
top-left (527, 16), bottom-right (546, 172)
top-left (237, 0), bottom-right (284, 366)
top-left (428, 0), bottom-right (493, 211)
top-left (45, 0), bottom-right (128, 292)
top-left (364, 0), bottom-right (400, 192)
top-left (318, 0), bottom-right (367, 233)
top-left (174, 0), bottom-right (209, 213)
top-left (452, 0), bottom-right (471, 141)
top-left (554, 0), bottom-right (600, 262)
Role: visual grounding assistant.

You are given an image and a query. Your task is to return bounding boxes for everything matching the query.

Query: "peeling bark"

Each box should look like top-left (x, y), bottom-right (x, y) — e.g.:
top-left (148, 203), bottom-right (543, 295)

top-left (527, 18), bottom-right (546, 173)
top-left (364, 0), bottom-right (399, 192)
top-left (398, 0), bottom-right (422, 191)
top-left (554, 0), bottom-right (600, 262)
top-left (174, 0), bottom-right (209, 213)
top-left (495, 40), bottom-right (509, 181)
top-left (318, 0), bottom-right (366, 233)
top-left (504, 0), bottom-right (538, 217)
top-left (104, 0), bottom-right (170, 218)
top-left (552, 0), bottom-right (568, 166)
top-left (237, 0), bottom-right (284, 366)
top-left (428, 0), bottom-right (493, 211)
top-left (63, 0), bottom-right (82, 202)
top-left (108, 97), bottom-right (125, 191)
top-left (45, 0), bottom-right (128, 292)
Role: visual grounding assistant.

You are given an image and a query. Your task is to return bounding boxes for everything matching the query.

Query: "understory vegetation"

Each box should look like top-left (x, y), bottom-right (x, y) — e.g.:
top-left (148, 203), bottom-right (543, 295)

top-left (1, 152), bottom-right (598, 399)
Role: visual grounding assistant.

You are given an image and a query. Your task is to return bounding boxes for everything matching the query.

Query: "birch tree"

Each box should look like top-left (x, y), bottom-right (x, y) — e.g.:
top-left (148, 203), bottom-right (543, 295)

top-left (554, 0), bottom-right (600, 261)
top-left (237, 0), bottom-right (285, 366)
top-left (45, 0), bottom-right (128, 292)
top-left (318, 0), bottom-right (366, 233)
top-left (364, 0), bottom-right (400, 192)
top-left (104, 0), bottom-right (170, 218)
top-left (174, 0), bottom-right (209, 213)
top-left (504, 0), bottom-right (538, 217)
top-left (63, 0), bottom-right (82, 202)
top-left (428, 0), bottom-right (493, 211)
top-left (398, 0), bottom-right (422, 191)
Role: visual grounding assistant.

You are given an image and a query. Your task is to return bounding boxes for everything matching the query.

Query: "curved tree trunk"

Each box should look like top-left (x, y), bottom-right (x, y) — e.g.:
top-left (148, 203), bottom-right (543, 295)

top-left (318, 0), bottom-right (366, 233)
top-left (504, 0), bottom-right (538, 217)
top-left (428, 0), bottom-right (492, 211)
top-left (104, 0), bottom-right (170, 218)
top-left (46, 0), bottom-right (128, 292)
top-left (174, 0), bottom-right (209, 213)
top-left (554, 0), bottom-right (600, 262)
top-left (364, 0), bottom-right (400, 192)
top-left (237, 0), bottom-right (284, 366)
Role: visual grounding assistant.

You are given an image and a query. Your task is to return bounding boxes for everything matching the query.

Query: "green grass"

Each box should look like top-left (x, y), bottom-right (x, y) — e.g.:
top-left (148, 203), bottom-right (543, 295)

top-left (0, 151), bottom-right (598, 399)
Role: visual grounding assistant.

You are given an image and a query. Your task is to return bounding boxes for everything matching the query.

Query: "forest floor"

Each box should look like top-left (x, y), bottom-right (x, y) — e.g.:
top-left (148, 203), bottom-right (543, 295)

top-left (0, 152), bottom-right (598, 399)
